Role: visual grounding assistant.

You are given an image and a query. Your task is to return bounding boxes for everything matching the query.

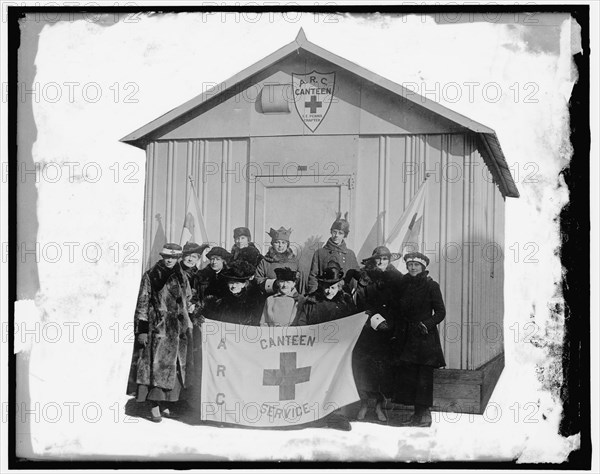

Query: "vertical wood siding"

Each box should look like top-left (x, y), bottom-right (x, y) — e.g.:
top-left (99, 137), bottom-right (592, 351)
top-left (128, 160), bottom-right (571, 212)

top-left (143, 134), bottom-right (505, 370)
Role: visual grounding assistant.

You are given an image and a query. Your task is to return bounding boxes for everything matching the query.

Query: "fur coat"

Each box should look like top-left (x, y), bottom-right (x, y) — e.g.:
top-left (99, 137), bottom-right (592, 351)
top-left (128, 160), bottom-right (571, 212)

top-left (127, 262), bottom-right (194, 394)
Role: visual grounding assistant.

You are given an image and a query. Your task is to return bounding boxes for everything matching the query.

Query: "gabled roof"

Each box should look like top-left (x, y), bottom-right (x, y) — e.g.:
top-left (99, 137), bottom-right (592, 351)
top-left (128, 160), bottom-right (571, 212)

top-left (121, 28), bottom-right (519, 198)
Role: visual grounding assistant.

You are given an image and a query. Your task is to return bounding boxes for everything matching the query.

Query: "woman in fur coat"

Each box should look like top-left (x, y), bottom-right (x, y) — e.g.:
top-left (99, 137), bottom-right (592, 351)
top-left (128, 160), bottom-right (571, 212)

top-left (254, 226), bottom-right (301, 295)
top-left (204, 260), bottom-right (264, 326)
top-left (128, 242), bottom-right (202, 422)
top-left (230, 226), bottom-right (263, 267)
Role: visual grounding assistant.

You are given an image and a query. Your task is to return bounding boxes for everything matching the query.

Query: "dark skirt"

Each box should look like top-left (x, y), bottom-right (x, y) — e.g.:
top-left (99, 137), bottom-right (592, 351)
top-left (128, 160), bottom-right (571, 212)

top-left (136, 361), bottom-right (184, 402)
top-left (352, 351), bottom-right (393, 400)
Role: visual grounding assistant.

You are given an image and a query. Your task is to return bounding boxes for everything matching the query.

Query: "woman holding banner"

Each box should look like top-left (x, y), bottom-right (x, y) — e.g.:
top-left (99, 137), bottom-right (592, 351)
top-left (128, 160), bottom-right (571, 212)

top-left (350, 246), bottom-right (403, 422)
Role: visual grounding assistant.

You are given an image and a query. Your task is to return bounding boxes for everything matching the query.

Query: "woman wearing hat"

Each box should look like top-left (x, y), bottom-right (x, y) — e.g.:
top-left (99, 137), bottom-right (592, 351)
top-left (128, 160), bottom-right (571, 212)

top-left (127, 243), bottom-right (182, 411)
top-left (308, 213), bottom-right (359, 294)
top-left (259, 267), bottom-right (304, 327)
top-left (392, 251), bottom-right (446, 427)
top-left (230, 226), bottom-right (263, 267)
top-left (255, 226), bottom-right (301, 295)
top-left (128, 242), bottom-right (204, 422)
top-left (293, 261), bottom-right (357, 326)
top-left (292, 261), bottom-right (357, 431)
top-left (350, 246), bottom-right (404, 422)
top-left (194, 246), bottom-right (232, 302)
top-left (204, 260), bottom-right (263, 326)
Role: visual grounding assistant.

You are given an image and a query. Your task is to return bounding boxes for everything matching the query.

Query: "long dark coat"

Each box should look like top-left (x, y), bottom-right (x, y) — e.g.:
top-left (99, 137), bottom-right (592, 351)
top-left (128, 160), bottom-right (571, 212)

top-left (353, 264), bottom-right (403, 356)
top-left (230, 242), bottom-right (263, 267)
top-left (127, 263), bottom-right (194, 394)
top-left (308, 239), bottom-right (359, 293)
top-left (204, 283), bottom-right (264, 326)
top-left (255, 248), bottom-right (300, 291)
top-left (292, 290), bottom-right (357, 326)
top-left (392, 271), bottom-right (446, 368)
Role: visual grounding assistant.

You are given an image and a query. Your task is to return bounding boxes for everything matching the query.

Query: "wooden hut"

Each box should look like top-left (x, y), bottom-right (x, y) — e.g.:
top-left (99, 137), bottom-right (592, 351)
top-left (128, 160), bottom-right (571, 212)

top-left (121, 29), bottom-right (519, 414)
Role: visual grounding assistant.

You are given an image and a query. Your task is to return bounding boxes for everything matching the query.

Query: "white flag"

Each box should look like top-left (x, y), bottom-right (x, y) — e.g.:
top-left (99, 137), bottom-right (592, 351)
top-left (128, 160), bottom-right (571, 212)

top-left (180, 179), bottom-right (209, 247)
top-left (200, 312), bottom-right (368, 427)
top-left (385, 178), bottom-right (428, 267)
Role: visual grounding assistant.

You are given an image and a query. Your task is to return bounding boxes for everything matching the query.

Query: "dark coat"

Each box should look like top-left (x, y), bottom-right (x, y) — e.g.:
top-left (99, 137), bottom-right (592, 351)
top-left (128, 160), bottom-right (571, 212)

top-left (308, 239), bottom-right (359, 293)
top-left (127, 262), bottom-right (194, 394)
top-left (292, 290), bottom-right (357, 326)
top-left (255, 248), bottom-right (300, 292)
top-left (230, 242), bottom-right (263, 267)
top-left (353, 265), bottom-right (404, 357)
top-left (194, 265), bottom-right (230, 302)
top-left (204, 282), bottom-right (264, 326)
top-left (392, 271), bottom-right (446, 368)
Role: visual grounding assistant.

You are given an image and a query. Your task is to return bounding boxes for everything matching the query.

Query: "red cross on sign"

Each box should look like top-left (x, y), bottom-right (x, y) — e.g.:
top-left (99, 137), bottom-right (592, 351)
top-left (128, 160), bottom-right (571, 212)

top-left (263, 352), bottom-right (311, 401)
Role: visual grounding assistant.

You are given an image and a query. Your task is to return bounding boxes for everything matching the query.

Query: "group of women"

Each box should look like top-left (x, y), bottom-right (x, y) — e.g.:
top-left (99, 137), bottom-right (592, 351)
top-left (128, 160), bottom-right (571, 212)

top-left (126, 214), bottom-right (446, 429)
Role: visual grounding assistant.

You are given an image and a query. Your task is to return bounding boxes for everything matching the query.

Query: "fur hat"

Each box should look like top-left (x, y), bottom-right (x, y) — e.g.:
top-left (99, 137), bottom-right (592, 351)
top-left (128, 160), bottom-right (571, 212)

top-left (159, 243), bottom-right (182, 258)
top-left (206, 246), bottom-right (231, 260)
top-left (330, 212), bottom-right (350, 235)
top-left (222, 260), bottom-right (255, 281)
top-left (361, 246), bottom-right (401, 265)
top-left (403, 251), bottom-right (430, 268)
top-left (274, 267), bottom-right (298, 282)
top-left (267, 226), bottom-right (292, 242)
top-left (317, 261), bottom-right (345, 285)
top-left (182, 242), bottom-right (208, 257)
top-left (233, 227), bottom-right (251, 240)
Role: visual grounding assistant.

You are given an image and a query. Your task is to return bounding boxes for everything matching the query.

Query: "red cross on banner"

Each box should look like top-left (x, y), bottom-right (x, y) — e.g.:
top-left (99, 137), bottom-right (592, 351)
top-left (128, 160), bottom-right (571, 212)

top-left (263, 352), bottom-right (311, 401)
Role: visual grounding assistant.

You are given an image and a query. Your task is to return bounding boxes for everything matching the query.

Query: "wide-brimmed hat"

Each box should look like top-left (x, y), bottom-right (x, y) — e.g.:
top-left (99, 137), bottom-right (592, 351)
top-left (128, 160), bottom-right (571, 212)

top-left (403, 251), bottom-right (430, 268)
top-left (159, 243), bottom-right (182, 258)
top-left (267, 226), bottom-right (292, 242)
top-left (182, 242), bottom-right (209, 257)
top-left (206, 246), bottom-right (231, 260)
top-left (274, 267), bottom-right (298, 282)
top-left (221, 260), bottom-right (255, 281)
top-left (317, 261), bottom-right (344, 285)
top-left (330, 212), bottom-right (350, 235)
top-left (361, 246), bottom-right (401, 265)
top-left (233, 227), bottom-right (251, 240)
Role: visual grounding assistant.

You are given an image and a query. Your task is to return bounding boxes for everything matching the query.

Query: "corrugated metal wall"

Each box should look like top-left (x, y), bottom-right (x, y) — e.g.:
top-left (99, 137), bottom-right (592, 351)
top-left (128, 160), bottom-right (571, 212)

top-left (143, 133), bottom-right (505, 370)
top-left (143, 138), bottom-right (250, 268)
top-left (356, 133), bottom-right (505, 370)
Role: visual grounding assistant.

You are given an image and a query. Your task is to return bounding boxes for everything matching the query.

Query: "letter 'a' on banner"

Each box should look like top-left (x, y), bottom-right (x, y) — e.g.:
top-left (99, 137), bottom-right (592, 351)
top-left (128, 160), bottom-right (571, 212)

top-left (385, 176), bottom-right (429, 269)
top-left (200, 312), bottom-right (368, 427)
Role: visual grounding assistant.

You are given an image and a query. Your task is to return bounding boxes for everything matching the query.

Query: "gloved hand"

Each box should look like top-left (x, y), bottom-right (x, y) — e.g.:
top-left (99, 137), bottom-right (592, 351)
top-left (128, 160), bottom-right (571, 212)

top-left (345, 268), bottom-right (360, 282)
top-left (137, 333), bottom-right (149, 346)
top-left (377, 320), bottom-right (390, 332)
top-left (417, 322), bottom-right (429, 335)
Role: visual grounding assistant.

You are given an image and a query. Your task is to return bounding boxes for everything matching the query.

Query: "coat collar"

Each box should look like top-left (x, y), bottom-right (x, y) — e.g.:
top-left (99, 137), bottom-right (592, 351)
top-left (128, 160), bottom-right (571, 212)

top-left (323, 238), bottom-right (348, 253)
top-left (263, 247), bottom-right (295, 263)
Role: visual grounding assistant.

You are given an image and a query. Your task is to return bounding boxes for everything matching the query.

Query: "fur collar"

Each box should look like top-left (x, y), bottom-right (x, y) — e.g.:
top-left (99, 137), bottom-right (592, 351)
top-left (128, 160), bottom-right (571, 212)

top-left (147, 260), bottom-right (177, 292)
top-left (263, 247), bottom-right (296, 263)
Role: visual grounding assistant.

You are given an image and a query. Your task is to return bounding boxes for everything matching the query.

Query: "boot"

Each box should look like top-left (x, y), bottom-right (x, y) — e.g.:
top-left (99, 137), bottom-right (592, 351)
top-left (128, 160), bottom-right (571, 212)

top-left (149, 402), bottom-right (162, 423)
top-left (375, 401), bottom-right (387, 422)
top-left (357, 400), bottom-right (368, 421)
top-left (325, 412), bottom-right (352, 431)
top-left (401, 405), bottom-right (431, 427)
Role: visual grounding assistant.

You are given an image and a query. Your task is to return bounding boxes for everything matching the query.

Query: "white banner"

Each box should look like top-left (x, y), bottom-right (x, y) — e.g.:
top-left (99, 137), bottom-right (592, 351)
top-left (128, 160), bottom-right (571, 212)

top-left (200, 312), bottom-right (368, 427)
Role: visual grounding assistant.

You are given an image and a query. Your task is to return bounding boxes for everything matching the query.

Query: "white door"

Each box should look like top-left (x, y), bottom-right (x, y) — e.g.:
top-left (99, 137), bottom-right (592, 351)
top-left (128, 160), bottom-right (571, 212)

top-left (250, 174), bottom-right (352, 292)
